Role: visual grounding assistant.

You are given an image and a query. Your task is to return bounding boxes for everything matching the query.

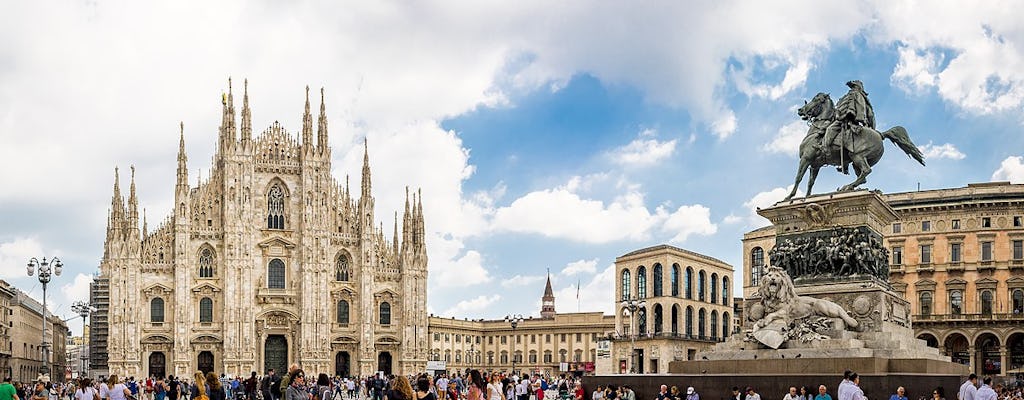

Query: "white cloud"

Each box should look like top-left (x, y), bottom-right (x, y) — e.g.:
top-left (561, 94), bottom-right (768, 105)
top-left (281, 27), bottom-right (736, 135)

top-left (742, 186), bottom-right (798, 227)
top-left (608, 133), bottom-right (678, 167)
top-left (763, 121), bottom-right (809, 156)
top-left (552, 263), bottom-right (616, 315)
top-left (500, 275), bottom-right (546, 288)
top-left (0, 238), bottom-right (46, 280)
top-left (561, 259), bottom-right (598, 276)
top-left (662, 204), bottom-right (718, 243)
top-left (441, 294), bottom-right (501, 318)
top-left (891, 46), bottom-right (943, 92)
top-left (723, 214), bottom-right (743, 225)
top-left (427, 233), bottom-right (492, 289)
top-left (993, 156), bottom-right (1024, 183)
top-left (918, 142), bottom-right (966, 160)
top-left (732, 52), bottom-right (815, 100)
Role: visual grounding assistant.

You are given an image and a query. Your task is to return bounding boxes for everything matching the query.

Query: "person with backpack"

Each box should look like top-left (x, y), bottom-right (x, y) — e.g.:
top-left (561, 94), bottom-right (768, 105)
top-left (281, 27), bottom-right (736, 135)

top-left (154, 379), bottom-right (167, 400)
top-left (260, 371), bottom-right (275, 400)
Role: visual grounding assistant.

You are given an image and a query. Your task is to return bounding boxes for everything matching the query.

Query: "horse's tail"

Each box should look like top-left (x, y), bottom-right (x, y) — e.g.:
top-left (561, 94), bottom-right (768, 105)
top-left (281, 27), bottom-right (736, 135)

top-left (881, 126), bottom-right (926, 166)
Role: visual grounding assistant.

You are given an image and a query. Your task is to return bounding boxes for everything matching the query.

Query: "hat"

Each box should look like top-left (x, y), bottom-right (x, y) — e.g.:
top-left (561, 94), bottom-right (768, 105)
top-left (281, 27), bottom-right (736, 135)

top-left (687, 388), bottom-right (694, 395)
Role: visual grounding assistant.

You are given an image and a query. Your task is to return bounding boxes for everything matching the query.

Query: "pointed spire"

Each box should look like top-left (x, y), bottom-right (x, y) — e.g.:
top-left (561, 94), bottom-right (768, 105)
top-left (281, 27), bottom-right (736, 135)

top-left (542, 268), bottom-right (556, 318)
top-left (302, 85), bottom-right (313, 148)
top-left (360, 137), bottom-right (372, 198)
top-left (111, 167), bottom-right (123, 215)
top-left (403, 187), bottom-right (411, 250)
top-left (241, 78), bottom-right (252, 144)
top-left (544, 270), bottom-right (554, 297)
top-left (177, 122), bottom-right (189, 188)
top-left (142, 208), bottom-right (148, 236)
top-left (317, 87), bottom-right (328, 150)
top-left (220, 77), bottom-right (237, 148)
top-left (417, 188), bottom-right (425, 245)
top-left (345, 174), bottom-right (350, 199)
top-left (393, 211), bottom-right (399, 255)
top-left (128, 165), bottom-right (139, 223)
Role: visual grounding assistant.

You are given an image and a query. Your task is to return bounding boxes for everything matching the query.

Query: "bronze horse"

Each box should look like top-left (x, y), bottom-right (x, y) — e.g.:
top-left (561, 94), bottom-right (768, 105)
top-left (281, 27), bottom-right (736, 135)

top-left (782, 92), bottom-right (926, 201)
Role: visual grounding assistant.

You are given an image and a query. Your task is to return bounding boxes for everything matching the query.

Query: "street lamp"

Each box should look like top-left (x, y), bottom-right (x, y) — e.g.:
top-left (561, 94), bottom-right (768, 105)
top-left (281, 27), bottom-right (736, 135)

top-left (620, 297), bottom-right (646, 374)
top-left (504, 314), bottom-right (524, 375)
top-left (27, 256), bottom-right (62, 382)
top-left (71, 301), bottom-right (96, 379)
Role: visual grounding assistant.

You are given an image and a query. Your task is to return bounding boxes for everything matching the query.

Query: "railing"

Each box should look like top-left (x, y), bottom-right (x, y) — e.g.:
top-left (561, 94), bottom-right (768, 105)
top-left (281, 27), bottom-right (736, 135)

top-left (609, 332), bottom-right (724, 343)
top-left (913, 312), bottom-right (1024, 322)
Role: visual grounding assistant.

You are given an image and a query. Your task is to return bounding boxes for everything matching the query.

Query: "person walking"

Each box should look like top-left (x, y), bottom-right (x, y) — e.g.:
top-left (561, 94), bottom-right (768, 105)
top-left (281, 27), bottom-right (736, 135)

top-left (814, 386), bottom-right (831, 400)
top-left (207, 373), bottom-right (227, 400)
top-left (0, 377), bottom-right (18, 400)
top-left (785, 388), bottom-right (799, 400)
top-left (106, 376), bottom-right (131, 400)
top-left (889, 387), bottom-right (907, 400)
top-left (745, 388), bottom-right (761, 400)
top-left (958, 375), bottom-right (978, 400)
top-left (684, 387), bottom-right (698, 400)
top-left (976, 378), bottom-right (995, 400)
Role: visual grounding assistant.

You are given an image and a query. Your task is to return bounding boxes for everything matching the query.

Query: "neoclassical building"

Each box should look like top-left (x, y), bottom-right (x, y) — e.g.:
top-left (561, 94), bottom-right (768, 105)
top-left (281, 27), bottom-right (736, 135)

top-left (743, 182), bottom-right (1024, 376)
top-left (609, 245), bottom-right (734, 374)
top-left (95, 80), bottom-right (429, 379)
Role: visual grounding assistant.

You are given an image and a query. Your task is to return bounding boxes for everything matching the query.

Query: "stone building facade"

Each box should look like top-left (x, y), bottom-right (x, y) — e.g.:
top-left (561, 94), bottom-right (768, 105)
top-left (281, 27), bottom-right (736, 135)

top-left (98, 80), bottom-right (428, 379)
top-left (610, 245), bottom-right (734, 374)
top-left (742, 182), bottom-right (1024, 376)
top-left (0, 281), bottom-right (14, 379)
top-left (427, 279), bottom-right (615, 376)
top-left (7, 287), bottom-right (69, 382)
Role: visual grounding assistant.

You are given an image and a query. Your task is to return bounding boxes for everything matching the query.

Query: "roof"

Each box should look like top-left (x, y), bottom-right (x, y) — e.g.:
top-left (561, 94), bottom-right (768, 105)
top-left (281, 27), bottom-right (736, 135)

top-left (543, 273), bottom-right (554, 297)
top-left (616, 244), bottom-right (730, 266)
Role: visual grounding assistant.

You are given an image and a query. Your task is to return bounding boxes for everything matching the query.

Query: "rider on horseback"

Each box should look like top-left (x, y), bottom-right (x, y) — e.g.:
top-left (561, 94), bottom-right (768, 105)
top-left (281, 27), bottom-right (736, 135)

top-left (818, 80), bottom-right (875, 173)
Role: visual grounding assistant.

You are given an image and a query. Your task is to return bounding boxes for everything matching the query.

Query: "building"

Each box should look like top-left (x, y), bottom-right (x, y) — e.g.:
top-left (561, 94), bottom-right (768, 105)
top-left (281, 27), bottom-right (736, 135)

top-left (89, 277), bottom-right (109, 378)
top-left (609, 245), bottom-right (734, 374)
top-left (427, 277), bottom-right (615, 376)
top-left (67, 327), bottom-right (90, 379)
top-left (0, 281), bottom-right (15, 379)
top-left (8, 288), bottom-right (69, 382)
top-left (97, 81), bottom-right (428, 379)
top-left (742, 182), bottom-right (1024, 376)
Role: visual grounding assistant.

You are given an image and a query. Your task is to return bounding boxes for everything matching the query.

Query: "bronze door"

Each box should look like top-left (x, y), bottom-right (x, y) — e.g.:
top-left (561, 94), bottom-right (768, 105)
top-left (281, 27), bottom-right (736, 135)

top-left (198, 351), bottom-right (214, 374)
top-left (149, 352), bottom-right (166, 379)
top-left (264, 335), bottom-right (288, 375)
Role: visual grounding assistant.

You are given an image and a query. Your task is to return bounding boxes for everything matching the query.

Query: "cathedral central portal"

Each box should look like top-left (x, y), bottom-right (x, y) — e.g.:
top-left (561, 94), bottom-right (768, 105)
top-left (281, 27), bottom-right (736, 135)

top-left (264, 335), bottom-right (288, 374)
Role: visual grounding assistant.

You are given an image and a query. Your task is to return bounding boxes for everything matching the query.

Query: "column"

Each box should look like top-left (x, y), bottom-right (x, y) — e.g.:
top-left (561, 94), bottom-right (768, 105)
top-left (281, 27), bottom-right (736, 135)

top-left (1001, 349), bottom-right (1009, 376)
top-left (968, 345), bottom-right (976, 375)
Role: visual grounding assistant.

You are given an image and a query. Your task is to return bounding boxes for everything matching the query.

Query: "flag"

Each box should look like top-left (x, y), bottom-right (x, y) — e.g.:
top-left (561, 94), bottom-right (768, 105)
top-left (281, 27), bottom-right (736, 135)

top-left (576, 278), bottom-right (580, 299)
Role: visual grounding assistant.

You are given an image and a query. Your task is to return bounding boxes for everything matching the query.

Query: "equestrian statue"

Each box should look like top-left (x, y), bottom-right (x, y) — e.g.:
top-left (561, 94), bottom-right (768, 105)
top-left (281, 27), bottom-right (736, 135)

top-left (782, 80), bottom-right (926, 201)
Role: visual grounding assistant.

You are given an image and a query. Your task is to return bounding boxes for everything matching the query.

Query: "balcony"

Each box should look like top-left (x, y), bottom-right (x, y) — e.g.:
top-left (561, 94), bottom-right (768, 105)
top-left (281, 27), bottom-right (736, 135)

top-left (913, 312), bottom-right (1024, 323)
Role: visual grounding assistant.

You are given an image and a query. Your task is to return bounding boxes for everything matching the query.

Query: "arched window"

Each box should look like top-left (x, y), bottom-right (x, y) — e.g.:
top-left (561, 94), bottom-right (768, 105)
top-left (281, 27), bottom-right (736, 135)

top-left (671, 305), bottom-right (679, 335)
top-left (199, 297), bottom-right (213, 322)
top-left (751, 247), bottom-right (765, 286)
top-left (685, 267), bottom-right (694, 299)
top-left (268, 259), bottom-right (286, 289)
top-left (653, 304), bottom-right (663, 335)
top-left (621, 270), bottom-right (631, 300)
top-left (919, 292), bottom-right (932, 316)
top-left (722, 277), bottom-right (730, 306)
top-left (637, 266), bottom-right (647, 298)
top-left (380, 302), bottom-right (392, 325)
top-left (723, 312), bottom-right (731, 337)
top-left (198, 248), bottom-right (214, 278)
top-left (698, 271), bottom-right (706, 302)
top-left (637, 307), bottom-right (647, 335)
top-left (671, 264), bottom-right (680, 297)
top-left (710, 311), bottom-right (718, 340)
top-left (950, 290), bottom-right (963, 315)
top-left (1013, 289), bottom-right (1024, 314)
top-left (267, 184), bottom-right (286, 229)
top-left (337, 300), bottom-right (349, 325)
top-left (653, 264), bottom-right (663, 297)
top-left (150, 298), bottom-right (165, 323)
top-left (335, 254), bottom-right (350, 282)
top-left (710, 273), bottom-right (718, 304)
top-left (981, 290), bottom-right (993, 315)
top-left (698, 309), bottom-right (706, 338)
top-left (685, 306), bottom-right (693, 337)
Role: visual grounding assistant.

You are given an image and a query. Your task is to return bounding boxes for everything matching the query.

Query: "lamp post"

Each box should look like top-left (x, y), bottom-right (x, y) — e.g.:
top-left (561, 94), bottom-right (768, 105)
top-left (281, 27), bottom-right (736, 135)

top-left (620, 297), bottom-right (645, 374)
top-left (505, 314), bottom-right (524, 375)
top-left (71, 301), bottom-right (96, 379)
top-left (27, 256), bottom-right (63, 382)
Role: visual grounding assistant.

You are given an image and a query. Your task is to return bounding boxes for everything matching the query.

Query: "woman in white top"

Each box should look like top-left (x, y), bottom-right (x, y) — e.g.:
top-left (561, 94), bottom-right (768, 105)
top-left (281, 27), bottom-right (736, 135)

top-left (76, 379), bottom-right (99, 400)
top-left (485, 375), bottom-right (504, 400)
top-left (106, 375), bottom-right (132, 400)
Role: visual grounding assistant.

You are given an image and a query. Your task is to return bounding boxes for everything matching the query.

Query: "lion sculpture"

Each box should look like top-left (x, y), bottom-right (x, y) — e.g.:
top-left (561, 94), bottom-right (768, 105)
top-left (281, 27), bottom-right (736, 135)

top-left (750, 265), bottom-right (860, 349)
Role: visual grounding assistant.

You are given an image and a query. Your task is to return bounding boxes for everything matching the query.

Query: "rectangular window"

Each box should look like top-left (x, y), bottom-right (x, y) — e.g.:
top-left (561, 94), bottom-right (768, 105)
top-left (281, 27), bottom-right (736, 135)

top-left (1014, 240), bottom-right (1023, 260)
top-left (1016, 216), bottom-right (1023, 227)
top-left (591, 333), bottom-right (598, 341)
top-left (561, 334), bottom-right (566, 343)
top-left (982, 241), bottom-right (993, 261)
top-left (921, 244), bottom-right (932, 264)
top-left (922, 221), bottom-right (931, 232)
top-left (892, 223), bottom-right (902, 234)
top-left (576, 333), bottom-right (582, 342)
top-left (892, 246), bottom-right (903, 265)
top-left (546, 334), bottom-right (551, 343)
top-left (488, 337), bottom-right (493, 345)
top-left (950, 243), bottom-right (962, 263)
top-left (456, 335), bottom-right (461, 343)
top-left (516, 335), bottom-right (521, 344)
top-left (983, 217), bottom-right (992, 228)
top-left (952, 219), bottom-right (961, 230)
top-left (501, 336), bottom-right (507, 344)
top-left (531, 334), bottom-right (536, 344)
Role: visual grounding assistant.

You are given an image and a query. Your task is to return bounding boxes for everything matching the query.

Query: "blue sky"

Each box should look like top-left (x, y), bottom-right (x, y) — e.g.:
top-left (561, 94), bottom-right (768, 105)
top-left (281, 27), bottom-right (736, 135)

top-left (3, 2), bottom-right (1024, 334)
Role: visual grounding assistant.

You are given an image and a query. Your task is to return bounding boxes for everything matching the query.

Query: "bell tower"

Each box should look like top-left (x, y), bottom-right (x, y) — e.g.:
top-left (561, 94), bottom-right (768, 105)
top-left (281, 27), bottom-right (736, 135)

top-left (541, 271), bottom-right (555, 319)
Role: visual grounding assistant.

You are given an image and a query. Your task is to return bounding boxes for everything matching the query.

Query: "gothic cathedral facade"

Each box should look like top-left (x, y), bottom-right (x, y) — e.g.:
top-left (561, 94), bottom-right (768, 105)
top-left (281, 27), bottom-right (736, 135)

top-left (99, 80), bottom-right (429, 379)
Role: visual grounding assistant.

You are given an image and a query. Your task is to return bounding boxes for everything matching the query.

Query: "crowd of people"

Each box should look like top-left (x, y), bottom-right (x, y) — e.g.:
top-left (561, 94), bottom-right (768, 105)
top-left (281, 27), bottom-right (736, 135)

top-left (4, 368), bottom-right (1024, 400)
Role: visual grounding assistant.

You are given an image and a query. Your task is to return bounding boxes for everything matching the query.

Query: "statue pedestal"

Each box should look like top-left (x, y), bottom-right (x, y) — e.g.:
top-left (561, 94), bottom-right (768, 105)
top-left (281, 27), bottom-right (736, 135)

top-left (668, 190), bottom-right (966, 392)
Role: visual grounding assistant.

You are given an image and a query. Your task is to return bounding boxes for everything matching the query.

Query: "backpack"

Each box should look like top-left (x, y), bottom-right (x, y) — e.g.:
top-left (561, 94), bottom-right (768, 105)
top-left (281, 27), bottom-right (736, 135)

top-left (541, 381), bottom-right (548, 391)
top-left (156, 384), bottom-right (166, 395)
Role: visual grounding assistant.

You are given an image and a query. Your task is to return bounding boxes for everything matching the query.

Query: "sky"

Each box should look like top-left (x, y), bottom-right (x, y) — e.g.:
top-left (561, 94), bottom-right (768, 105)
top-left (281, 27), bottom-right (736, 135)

top-left (3, 1), bottom-right (1024, 336)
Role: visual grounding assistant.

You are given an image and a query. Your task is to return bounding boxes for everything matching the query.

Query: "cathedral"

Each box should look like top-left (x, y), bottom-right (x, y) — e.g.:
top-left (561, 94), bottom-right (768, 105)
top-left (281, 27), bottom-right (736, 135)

top-left (97, 79), bottom-right (429, 379)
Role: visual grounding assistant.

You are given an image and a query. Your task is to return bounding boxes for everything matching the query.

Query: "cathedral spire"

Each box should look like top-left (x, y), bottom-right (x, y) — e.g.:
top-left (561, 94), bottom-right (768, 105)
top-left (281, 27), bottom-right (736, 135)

top-left (220, 78), bottom-right (236, 149)
top-left (177, 123), bottom-right (189, 190)
top-left (128, 165), bottom-right (139, 225)
top-left (361, 138), bottom-right (372, 198)
top-left (402, 187), bottom-right (411, 250)
top-left (241, 78), bottom-right (252, 145)
top-left (302, 85), bottom-right (313, 149)
top-left (393, 211), bottom-right (400, 256)
top-left (111, 167), bottom-right (124, 224)
top-left (317, 87), bottom-right (328, 151)
top-left (416, 188), bottom-right (425, 245)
